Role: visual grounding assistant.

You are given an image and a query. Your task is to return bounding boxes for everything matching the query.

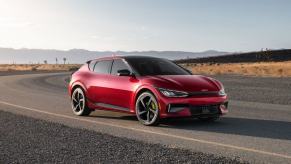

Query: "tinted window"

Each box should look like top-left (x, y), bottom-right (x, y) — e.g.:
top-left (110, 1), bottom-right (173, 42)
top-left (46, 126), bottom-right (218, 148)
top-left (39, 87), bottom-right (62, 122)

top-left (111, 59), bottom-right (129, 75)
top-left (93, 60), bottom-right (112, 74)
top-left (88, 60), bottom-right (96, 71)
top-left (126, 58), bottom-right (190, 76)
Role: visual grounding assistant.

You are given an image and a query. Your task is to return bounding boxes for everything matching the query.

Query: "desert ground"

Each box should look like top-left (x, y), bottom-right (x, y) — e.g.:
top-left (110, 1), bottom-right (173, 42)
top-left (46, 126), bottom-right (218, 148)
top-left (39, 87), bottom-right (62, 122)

top-left (182, 61), bottom-right (291, 77)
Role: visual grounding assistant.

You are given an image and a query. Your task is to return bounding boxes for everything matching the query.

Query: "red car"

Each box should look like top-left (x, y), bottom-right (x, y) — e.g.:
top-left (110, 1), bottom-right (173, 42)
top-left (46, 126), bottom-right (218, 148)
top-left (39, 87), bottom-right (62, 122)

top-left (69, 56), bottom-right (228, 126)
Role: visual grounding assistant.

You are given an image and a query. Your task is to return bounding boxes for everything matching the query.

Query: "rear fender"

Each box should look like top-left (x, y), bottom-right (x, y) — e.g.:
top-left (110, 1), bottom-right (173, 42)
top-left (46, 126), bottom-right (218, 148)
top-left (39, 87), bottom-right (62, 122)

top-left (69, 81), bottom-right (88, 97)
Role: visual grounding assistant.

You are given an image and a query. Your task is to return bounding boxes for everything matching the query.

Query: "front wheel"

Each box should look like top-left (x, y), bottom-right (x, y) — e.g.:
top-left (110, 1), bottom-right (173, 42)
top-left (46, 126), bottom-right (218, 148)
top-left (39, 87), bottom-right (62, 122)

top-left (71, 88), bottom-right (91, 116)
top-left (135, 92), bottom-right (160, 126)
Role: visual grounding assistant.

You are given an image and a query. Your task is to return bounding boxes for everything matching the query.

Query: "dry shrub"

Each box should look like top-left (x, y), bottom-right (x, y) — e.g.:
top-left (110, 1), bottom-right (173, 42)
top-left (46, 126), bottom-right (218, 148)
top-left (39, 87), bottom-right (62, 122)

top-left (31, 67), bottom-right (37, 71)
top-left (278, 68), bottom-right (284, 76)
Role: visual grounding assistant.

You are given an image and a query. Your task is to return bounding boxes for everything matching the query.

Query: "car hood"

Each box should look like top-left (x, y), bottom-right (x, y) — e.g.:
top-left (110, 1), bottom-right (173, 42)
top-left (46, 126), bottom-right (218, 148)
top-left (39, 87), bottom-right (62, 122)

top-left (144, 75), bottom-right (221, 92)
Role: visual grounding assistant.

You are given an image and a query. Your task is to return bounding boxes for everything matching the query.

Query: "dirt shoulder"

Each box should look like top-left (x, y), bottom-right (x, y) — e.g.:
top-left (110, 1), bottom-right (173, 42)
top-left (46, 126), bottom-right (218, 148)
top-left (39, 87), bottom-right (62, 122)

top-left (0, 64), bottom-right (81, 72)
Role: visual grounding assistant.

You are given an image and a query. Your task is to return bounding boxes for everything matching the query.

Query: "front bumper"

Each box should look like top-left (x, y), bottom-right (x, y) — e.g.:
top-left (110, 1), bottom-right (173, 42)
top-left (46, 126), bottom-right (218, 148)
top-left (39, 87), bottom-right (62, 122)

top-left (158, 95), bottom-right (228, 118)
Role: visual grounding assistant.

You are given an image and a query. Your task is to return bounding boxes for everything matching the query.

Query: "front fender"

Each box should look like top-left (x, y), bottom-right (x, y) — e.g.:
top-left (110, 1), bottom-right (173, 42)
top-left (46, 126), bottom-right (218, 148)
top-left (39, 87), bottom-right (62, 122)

top-left (130, 84), bottom-right (161, 113)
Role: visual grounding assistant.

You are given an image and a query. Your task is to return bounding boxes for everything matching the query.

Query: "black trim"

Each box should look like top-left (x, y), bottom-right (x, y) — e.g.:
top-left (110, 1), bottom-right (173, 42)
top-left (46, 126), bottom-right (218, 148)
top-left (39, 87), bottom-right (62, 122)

top-left (167, 104), bottom-right (189, 113)
top-left (95, 103), bottom-right (130, 111)
top-left (167, 102), bottom-right (228, 115)
top-left (188, 91), bottom-right (219, 97)
top-left (189, 104), bottom-right (220, 115)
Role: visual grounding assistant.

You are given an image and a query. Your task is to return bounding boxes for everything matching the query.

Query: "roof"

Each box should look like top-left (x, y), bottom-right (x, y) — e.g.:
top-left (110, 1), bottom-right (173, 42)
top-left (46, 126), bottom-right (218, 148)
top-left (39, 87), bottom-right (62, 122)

top-left (122, 55), bottom-right (161, 59)
top-left (91, 55), bottom-right (161, 61)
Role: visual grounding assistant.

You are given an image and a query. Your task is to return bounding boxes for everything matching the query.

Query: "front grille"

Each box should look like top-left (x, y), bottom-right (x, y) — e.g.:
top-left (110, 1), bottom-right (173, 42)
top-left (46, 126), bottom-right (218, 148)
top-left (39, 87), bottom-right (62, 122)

top-left (189, 104), bottom-right (220, 115)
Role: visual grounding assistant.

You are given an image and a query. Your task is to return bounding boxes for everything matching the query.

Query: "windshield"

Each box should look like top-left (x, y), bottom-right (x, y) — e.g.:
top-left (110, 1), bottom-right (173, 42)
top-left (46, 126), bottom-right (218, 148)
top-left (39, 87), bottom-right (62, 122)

top-left (126, 57), bottom-right (190, 76)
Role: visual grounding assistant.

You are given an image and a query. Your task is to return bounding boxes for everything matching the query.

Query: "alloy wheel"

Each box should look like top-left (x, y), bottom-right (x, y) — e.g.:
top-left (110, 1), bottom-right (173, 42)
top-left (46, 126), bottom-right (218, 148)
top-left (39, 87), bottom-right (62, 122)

top-left (136, 92), bottom-right (159, 125)
top-left (71, 88), bottom-right (86, 115)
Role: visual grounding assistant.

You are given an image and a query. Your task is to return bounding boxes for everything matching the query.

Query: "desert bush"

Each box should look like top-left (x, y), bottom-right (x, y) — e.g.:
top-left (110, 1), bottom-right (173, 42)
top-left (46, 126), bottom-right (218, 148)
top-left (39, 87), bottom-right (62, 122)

top-left (69, 67), bottom-right (79, 71)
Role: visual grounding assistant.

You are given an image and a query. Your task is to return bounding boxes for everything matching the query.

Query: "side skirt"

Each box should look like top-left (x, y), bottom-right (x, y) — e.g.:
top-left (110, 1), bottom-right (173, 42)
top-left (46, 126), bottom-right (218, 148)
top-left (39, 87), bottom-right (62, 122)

top-left (95, 103), bottom-right (130, 112)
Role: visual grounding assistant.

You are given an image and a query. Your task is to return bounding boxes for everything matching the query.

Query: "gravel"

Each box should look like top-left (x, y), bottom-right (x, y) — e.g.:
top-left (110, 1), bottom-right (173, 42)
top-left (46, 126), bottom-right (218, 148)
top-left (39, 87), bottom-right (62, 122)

top-left (212, 75), bottom-right (291, 105)
top-left (0, 111), bottom-right (246, 164)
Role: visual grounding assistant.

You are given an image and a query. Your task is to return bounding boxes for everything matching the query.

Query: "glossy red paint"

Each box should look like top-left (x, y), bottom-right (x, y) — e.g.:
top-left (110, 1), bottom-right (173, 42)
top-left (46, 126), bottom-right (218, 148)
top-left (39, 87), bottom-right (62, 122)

top-left (68, 56), bottom-right (228, 119)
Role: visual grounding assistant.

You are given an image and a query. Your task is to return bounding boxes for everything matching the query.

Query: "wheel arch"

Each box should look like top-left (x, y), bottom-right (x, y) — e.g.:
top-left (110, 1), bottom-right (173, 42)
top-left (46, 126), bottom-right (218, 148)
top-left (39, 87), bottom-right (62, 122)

top-left (131, 85), bottom-right (160, 112)
top-left (70, 82), bottom-right (87, 97)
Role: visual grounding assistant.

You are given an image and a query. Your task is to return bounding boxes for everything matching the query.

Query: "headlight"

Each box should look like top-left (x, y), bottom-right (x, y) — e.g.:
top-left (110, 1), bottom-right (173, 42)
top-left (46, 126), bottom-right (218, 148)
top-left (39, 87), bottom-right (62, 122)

top-left (158, 88), bottom-right (188, 97)
top-left (218, 86), bottom-right (226, 96)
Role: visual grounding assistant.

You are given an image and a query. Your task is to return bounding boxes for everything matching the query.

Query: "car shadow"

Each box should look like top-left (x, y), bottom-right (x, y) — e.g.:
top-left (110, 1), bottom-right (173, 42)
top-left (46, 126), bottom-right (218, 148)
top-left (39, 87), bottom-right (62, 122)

top-left (87, 111), bottom-right (291, 141)
top-left (159, 117), bottom-right (291, 141)
top-left (87, 113), bottom-right (137, 121)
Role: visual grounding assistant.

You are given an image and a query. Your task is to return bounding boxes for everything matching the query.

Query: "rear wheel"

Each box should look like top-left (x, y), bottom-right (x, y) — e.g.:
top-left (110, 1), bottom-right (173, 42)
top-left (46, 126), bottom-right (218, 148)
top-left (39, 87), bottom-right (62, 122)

top-left (71, 88), bottom-right (91, 116)
top-left (135, 92), bottom-right (160, 126)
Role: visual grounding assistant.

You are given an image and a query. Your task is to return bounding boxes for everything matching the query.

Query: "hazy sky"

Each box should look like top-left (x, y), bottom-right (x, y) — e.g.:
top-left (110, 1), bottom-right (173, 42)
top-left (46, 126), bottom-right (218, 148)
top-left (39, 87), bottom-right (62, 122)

top-left (0, 0), bottom-right (290, 52)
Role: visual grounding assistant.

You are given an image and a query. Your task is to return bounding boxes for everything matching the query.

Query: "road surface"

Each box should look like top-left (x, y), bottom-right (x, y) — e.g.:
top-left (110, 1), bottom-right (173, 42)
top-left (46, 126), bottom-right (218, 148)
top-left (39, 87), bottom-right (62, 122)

top-left (1, 72), bottom-right (291, 163)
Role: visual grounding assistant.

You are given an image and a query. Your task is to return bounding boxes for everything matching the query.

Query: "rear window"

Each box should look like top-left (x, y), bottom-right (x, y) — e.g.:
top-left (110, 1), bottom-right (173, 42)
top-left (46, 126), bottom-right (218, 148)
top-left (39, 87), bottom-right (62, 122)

top-left (93, 60), bottom-right (112, 74)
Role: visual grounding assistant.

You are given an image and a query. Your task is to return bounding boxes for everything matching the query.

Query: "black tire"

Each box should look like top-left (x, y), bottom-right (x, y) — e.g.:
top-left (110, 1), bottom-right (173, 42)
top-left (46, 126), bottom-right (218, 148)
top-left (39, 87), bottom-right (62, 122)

top-left (135, 92), bottom-right (160, 126)
top-left (198, 115), bottom-right (220, 122)
top-left (71, 88), bottom-right (91, 116)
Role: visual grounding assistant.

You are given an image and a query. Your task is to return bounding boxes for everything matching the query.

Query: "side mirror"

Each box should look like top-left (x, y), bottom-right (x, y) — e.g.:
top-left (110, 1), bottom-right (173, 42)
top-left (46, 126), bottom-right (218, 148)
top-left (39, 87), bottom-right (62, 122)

top-left (117, 69), bottom-right (132, 76)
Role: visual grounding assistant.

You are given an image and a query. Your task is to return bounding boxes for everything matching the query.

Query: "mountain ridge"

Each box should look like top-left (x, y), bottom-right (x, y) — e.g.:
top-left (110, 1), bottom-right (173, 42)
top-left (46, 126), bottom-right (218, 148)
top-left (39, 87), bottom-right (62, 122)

top-left (0, 47), bottom-right (228, 64)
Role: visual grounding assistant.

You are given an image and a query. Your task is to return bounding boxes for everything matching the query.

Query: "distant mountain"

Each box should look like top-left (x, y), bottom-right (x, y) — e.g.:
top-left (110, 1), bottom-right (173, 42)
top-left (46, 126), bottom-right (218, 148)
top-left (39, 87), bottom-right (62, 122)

top-left (0, 47), bottom-right (229, 64)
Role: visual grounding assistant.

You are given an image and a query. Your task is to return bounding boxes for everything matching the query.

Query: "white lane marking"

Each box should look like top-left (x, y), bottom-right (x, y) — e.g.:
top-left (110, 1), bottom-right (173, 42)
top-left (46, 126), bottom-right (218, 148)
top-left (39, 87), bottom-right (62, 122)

top-left (1, 100), bottom-right (291, 160)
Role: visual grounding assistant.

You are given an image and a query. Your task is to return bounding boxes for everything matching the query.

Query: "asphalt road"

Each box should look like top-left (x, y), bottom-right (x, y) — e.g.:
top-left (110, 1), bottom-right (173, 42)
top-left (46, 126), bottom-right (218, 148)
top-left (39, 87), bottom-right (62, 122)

top-left (0, 111), bottom-right (245, 164)
top-left (1, 72), bottom-right (291, 163)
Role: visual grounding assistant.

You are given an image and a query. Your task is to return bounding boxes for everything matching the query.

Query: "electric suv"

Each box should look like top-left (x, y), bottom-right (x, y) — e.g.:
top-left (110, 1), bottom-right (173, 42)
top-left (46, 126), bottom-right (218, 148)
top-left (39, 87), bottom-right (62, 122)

top-left (68, 56), bottom-right (228, 125)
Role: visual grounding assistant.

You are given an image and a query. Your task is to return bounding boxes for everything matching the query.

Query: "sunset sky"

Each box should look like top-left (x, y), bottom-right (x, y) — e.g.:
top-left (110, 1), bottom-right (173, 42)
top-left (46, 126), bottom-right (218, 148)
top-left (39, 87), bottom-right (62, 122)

top-left (0, 0), bottom-right (290, 52)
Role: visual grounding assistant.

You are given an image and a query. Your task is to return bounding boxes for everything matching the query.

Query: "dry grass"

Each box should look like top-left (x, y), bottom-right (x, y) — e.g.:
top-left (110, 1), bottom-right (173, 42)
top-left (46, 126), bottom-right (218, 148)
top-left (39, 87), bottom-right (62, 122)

top-left (0, 64), bottom-right (81, 72)
top-left (182, 61), bottom-right (291, 77)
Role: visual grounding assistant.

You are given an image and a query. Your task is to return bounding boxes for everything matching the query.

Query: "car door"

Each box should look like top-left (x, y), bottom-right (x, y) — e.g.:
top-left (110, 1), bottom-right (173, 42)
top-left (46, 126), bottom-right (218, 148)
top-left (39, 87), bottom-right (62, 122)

top-left (87, 59), bottom-right (113, 105)
top-left (105, 59), bottom-right (139, 111)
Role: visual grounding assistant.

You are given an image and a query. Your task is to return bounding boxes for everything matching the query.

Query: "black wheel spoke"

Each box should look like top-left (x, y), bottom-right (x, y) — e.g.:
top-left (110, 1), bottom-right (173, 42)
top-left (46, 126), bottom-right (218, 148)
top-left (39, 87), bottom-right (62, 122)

top-left (147, 97), bottom-right (153, 106)
top-left (72, 97), bottom-right (78, 103)
top-left (147, 111), bottom-right (150, 122)
top-left (140, 98), bottom-right (146, 110)
top-left (139, 110), bottom-right (147, 115)
top-left (73, 104), bottom-right (79, 111)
